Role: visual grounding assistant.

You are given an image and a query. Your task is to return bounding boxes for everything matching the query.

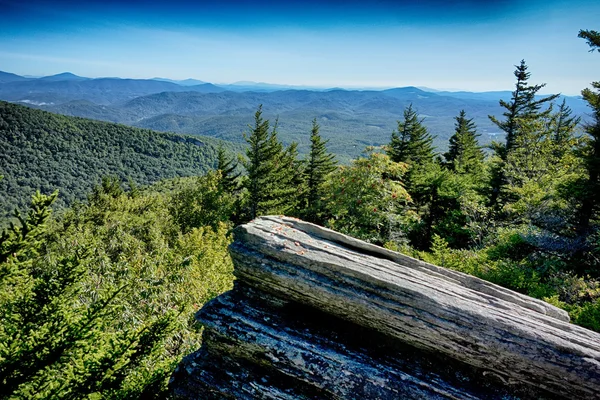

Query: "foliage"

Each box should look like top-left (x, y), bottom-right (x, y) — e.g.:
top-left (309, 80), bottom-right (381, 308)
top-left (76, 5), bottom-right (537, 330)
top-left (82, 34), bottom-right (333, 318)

top-left (407, 163), bottom-right (489, 249)
top-left (488, 60), bottom-right (559, 206)
top-left (216, 144), bottom-right (241, 194)
top-left (387, 103), bottom-right (435, 168)
top-left (444, 110), bottom-right (484, 174)
top-left (550, 99), bottom-right (581, 160)
top-left (323, 149), bottom-right (411, 244)
top-left (386, 104), bottom-right (441, 247)
top-left (578, 82), bottom-right (600, 232)
top-left (301, 119), bottom-right (337, 223)
top-left (0, 101), bottom-right (235, 220)
top-left (242, 106), bottom-right (299, 220)
top-left (0, 178), bottom-right (234, 398)
top-left (501, 117), bottom-right (583, 231)
top-left (578, 29), bottom-right (600, 52)
top-left (169, 172), bottom-right (237, 232)
top-left (386, 106), bottom-right (489, 251)
top-left (489, 60), bottom-right (559, 158)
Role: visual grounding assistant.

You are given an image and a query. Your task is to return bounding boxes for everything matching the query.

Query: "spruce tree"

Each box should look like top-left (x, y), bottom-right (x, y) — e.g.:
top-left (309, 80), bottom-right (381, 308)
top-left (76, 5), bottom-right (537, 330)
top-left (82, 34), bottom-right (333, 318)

top-left (216, 144), bottom-right (240, 193)
top-left (579, 29), bottom-right (600, 52)
top-left (497, 114), bottom-right (585, 234)
top-left (489, 60), bottom-right (559, 158)
top-left (242, 106), bottom-right (296, 220)
top-left (577, 29), bottom-right (600, 232)
top-left (444, 110), bottom-right (484, 173)
top-left (387, 105), bottom-right (442, 248)
top-left (303, 119), bottom-right (337, 223)
top-left (279, 141), bottom-right (305, 216)
top-left (0, 190), bottom-right (180, 398)
top-left (579, 83), bottom-right (600, 229)
top-left (549, 99), bottom-right (580, 160)
top-left (488, 60), bottom-right (558, 206)
top-left (387, 104), bottom-right (435, 165)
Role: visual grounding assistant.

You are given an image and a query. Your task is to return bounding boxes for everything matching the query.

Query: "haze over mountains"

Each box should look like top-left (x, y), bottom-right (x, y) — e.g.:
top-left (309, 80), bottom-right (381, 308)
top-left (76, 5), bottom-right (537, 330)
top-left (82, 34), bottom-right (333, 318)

top-left (0, 71), bottom-right (589, 161)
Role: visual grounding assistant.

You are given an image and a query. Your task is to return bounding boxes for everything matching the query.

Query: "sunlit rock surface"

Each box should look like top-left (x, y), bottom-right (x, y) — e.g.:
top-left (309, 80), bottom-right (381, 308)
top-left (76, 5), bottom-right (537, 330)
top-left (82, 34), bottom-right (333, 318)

top-left (171, 216), bottom-right (600, 399)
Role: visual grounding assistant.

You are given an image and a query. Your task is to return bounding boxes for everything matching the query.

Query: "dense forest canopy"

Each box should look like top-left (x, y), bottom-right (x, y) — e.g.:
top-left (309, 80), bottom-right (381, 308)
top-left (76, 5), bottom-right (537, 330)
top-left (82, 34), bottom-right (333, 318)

top-left (0, 101), bottom-right (241, 218)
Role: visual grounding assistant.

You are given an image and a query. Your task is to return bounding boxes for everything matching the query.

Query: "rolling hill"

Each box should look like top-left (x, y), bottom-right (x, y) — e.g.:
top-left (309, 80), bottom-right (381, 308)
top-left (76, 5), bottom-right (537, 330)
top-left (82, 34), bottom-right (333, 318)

top-left (0, 70), bottom-right (590, 161)
top-left (26, 88), bottom-right (515, 160)
top-left (0, 101), bottom-right (239, 218)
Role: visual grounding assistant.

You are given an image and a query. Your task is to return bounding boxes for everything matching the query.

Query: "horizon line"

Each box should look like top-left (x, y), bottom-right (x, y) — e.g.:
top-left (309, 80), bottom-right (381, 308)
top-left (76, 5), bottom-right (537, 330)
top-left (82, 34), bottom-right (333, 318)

top-left (1, 69), bottom-right (584, 97)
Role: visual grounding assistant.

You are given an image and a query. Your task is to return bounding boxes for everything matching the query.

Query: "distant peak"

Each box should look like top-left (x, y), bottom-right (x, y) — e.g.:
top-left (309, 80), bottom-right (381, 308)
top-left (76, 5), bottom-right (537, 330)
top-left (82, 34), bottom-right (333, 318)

top-left (39, 72), bottom-right (88, 81)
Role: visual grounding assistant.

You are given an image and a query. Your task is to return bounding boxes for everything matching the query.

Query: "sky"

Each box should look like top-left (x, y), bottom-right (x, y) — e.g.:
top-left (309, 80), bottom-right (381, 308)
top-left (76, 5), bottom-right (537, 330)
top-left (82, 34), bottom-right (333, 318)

top-left (0, 0), bottom-right (598, 94)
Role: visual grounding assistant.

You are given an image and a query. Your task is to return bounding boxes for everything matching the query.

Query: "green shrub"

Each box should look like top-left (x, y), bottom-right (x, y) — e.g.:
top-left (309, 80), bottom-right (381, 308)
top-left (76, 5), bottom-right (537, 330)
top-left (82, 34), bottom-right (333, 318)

top-left (0, 179), bottom-right (234, 398)
top-left (571, 301), bottom-right (600, 332)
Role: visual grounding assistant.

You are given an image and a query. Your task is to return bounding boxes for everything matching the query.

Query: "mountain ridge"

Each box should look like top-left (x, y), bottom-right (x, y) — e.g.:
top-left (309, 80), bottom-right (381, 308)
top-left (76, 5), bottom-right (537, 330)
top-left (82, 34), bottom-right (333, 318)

top-left (0, 100), bottom-right (240, 217)
top-left (0, 70), bottom-right (589, 161)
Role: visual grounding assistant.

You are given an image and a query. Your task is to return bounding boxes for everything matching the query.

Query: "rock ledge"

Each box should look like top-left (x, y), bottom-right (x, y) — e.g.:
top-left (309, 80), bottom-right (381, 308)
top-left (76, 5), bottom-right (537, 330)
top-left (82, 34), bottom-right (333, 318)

top-left (171, 216), bottom-right (600, 399)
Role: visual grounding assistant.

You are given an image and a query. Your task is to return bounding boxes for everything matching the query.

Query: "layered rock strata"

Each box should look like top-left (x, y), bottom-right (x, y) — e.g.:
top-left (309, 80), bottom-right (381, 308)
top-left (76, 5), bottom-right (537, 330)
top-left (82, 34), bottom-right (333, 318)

top-left (171, 216), bottom-right (600, 399)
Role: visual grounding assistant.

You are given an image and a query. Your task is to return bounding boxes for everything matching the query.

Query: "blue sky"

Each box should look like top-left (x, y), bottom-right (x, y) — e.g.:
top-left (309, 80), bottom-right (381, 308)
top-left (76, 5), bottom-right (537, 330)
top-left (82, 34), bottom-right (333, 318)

top-left (0, 0), bottom-right (598, 94)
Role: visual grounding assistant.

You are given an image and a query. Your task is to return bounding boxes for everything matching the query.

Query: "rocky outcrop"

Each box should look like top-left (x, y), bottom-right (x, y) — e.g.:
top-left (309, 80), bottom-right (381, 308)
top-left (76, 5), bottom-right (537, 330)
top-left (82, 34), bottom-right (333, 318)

top-left (170, 216), bottom-right (600, 399)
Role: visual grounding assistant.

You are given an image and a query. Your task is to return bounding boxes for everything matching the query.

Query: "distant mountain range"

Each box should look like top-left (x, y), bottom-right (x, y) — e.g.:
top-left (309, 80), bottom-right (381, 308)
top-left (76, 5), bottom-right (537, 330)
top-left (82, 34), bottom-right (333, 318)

top-left (0, 71), bottom-right (590, 161)
top-left (0, 71), bottom-right (225, 105)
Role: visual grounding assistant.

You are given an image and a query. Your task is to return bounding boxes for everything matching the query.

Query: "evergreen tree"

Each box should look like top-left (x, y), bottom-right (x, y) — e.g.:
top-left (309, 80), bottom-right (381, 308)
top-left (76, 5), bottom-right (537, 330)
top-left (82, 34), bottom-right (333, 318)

top-left (387, 104), bottom-right (435, 166)
top-left (386, 105), bottom-right (447, 249)
top-left (242, 106), bottom-right (296, 220)
top-left (387, 104), bottom-right (436, 205)
top-left (488, 60), bottom-right (559, 206)
top-left (549, 99), bottom-right (580, 160)
top-left (578, 29), bottom-right (600, 52)
top-left (552, 99), bottom-right (580, 143)
top-left (444, 110), bottom-right (484, 173)
top-left (0, 191), bottom-right (180, 398)
top-left (216, 144), bottom-right (240, 193)
top-left (280, 141), bottom-right (305, 216)
top-left (574, 29), bottom-right (600, 234)
top-left (502, 118), bottom-right (564, 220)
top-left (303, 119), bottom-right (337, 223)
top-left (489, 60), bottom-right (559, 158)
top-left (578, 75), bottom-right (600, 233)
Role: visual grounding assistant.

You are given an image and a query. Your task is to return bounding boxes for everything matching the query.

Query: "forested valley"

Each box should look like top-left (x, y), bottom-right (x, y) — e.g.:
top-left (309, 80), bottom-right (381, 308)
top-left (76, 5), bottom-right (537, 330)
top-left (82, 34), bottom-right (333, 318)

top-left (1, 30), bottom-right (600, 398)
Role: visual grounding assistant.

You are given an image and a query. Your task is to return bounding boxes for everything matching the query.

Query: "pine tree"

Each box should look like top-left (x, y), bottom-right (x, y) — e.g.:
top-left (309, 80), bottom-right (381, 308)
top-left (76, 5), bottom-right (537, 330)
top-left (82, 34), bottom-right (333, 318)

top-left (444, 110), bottom-right (484, 173)
top-left (387, 104), bottom-right (435, 165)
top-left (0, 190), bottom-right (179, 398)
top-left (489, 60), bottom-right (559, 158)
top-left (216, 144), bottom-right (240, 193)
top-left (387, 104), bottom-right (436, 209)
top-left (242, 106), bottom-right (296, 220)
top-left (488, 60), bottom-right (559, 206)
top-left (579, 29), bottom-right (600, 52)
top-left (279, 141), bottom-right (305, 216)
top-left (549, 99), bottom-right (580, 160)
top-left (303, 119), bottom-right (337, 223)
top-left (574, 29), bottom-right (600, 233)
top-left (578, 83), bottom-right (600, 233)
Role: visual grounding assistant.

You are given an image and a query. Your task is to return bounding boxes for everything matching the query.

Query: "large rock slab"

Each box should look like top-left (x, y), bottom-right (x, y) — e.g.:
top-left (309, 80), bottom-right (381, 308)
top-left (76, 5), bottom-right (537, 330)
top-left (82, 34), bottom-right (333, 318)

top-left (171, 216), bottom-right (600, 399)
